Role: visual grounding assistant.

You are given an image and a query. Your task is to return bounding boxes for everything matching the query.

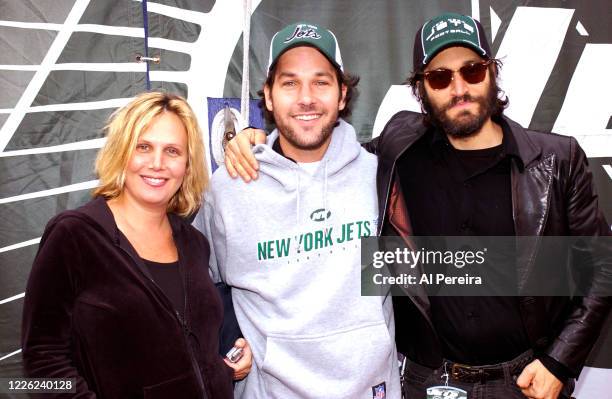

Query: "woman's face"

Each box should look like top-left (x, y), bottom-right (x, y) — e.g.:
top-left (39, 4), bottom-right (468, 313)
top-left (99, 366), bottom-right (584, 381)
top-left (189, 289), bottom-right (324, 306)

top-left (122, 111), bottom-right (189, 211)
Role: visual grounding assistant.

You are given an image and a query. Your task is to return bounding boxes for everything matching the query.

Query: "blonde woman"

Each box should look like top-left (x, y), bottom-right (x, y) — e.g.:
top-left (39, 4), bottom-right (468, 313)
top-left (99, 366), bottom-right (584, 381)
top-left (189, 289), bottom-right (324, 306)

top-left (22, 92), bottom-right (250, 398)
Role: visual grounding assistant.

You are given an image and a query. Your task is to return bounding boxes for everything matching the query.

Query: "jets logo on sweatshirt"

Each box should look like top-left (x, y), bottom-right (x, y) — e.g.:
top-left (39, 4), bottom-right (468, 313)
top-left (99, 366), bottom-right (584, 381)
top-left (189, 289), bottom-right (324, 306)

top-left (310, 208), bottom-right (332, 222)
top-left (257, 219), bottom-right (374, 261)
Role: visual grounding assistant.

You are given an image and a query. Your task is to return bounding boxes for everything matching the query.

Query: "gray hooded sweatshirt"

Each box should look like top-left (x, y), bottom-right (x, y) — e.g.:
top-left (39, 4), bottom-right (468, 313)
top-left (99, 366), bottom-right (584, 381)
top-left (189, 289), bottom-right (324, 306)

top-left (195, 119), bottom-right (400, 398)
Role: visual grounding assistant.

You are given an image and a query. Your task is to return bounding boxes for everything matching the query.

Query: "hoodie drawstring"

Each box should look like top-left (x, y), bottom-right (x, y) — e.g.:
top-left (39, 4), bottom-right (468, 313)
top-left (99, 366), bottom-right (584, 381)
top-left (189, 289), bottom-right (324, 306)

top-left (324, 160), bottom-right (329, 226)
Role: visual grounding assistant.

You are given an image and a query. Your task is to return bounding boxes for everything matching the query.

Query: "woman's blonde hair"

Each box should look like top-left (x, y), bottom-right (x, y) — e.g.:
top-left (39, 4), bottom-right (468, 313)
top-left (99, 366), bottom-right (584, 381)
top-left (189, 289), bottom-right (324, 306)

top-left (94, 92), bottom-right (208, 216)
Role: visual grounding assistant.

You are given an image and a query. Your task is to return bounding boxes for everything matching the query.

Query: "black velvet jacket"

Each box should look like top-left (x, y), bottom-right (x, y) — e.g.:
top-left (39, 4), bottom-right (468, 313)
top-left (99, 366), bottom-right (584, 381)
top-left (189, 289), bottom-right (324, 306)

top-left (365, 111), bottom-right (612, 376)
top-left (22, 197), bottom-right (233, 398)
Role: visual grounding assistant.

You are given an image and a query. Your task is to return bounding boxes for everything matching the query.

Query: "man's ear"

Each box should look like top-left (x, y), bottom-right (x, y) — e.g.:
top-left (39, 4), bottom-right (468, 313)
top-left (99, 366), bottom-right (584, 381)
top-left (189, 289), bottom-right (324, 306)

top-left (264, 84), bottom-right (273, 112)
top-left (339, 84), bottom-right (347, 111)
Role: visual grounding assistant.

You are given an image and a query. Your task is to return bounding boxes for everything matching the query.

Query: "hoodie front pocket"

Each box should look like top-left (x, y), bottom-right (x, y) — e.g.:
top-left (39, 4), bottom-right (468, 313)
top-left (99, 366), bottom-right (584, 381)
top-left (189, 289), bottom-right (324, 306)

top-left (260, 321), bottom-right (394, 398)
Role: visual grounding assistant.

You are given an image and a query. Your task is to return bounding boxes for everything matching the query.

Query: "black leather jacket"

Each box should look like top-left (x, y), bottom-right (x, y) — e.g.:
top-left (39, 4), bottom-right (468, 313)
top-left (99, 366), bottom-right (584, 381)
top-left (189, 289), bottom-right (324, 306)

top-left (365, 111), bottom-right (612, 376)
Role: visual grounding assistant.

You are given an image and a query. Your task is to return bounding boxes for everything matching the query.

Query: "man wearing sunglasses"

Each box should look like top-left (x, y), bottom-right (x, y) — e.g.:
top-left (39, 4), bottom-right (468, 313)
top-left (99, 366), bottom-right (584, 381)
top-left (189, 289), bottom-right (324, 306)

top-left (368, 12), bottom-right (611, 399)
top-left (223, 12), bottom-right (611, 399)
top-left (366, 14), bottom-right (610, 399)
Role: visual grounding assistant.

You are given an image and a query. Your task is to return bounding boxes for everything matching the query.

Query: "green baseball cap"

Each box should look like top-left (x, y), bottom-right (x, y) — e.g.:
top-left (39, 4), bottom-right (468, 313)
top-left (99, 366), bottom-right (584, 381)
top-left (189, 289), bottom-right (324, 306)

top-left (414, 13), bottom-right (492, 67)
top-left (267, 22), bottom-right (344, 73)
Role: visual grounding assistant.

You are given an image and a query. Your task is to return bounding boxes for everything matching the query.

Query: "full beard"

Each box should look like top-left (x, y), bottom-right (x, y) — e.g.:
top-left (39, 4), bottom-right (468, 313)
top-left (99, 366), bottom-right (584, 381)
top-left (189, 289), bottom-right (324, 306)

top-left (424, 81), bottom-right (497, 139)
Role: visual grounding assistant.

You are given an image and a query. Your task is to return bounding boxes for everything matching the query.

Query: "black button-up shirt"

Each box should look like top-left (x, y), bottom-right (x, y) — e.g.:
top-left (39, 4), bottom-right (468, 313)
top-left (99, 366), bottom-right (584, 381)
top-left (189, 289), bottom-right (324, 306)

top-left (395, 118), bottom-right (531, 365)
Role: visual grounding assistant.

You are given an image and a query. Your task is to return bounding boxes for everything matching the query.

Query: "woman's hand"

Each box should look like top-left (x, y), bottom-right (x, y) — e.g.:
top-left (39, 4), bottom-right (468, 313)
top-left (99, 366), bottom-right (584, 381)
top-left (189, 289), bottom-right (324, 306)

top-left (224, 338), bottom-right (252, 380)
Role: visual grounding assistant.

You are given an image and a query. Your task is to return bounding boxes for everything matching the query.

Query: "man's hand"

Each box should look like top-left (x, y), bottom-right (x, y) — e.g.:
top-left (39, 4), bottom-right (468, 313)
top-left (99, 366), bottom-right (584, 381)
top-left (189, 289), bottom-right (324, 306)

top-left (224, 128), bottom-right (266, 182)
top-left (516, 359), bottom-right (563, 399)
top-left (223, 338), bottom-right (253, 380)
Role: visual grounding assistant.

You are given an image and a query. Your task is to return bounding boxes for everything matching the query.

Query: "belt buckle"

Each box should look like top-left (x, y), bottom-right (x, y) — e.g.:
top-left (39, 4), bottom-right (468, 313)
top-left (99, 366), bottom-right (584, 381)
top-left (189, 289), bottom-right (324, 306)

top-left (451, 363), bottom-right (484, 383)
top-left (451, 363), bottom-right (469, 380)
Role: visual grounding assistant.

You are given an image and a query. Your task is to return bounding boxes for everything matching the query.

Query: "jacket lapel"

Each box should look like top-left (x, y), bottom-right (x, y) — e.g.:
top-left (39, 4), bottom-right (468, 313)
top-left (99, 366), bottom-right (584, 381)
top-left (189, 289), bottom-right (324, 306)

top-left (508, 117), bottom-right (554, 289)
top-left (387, 174), bottom-right (435, 328)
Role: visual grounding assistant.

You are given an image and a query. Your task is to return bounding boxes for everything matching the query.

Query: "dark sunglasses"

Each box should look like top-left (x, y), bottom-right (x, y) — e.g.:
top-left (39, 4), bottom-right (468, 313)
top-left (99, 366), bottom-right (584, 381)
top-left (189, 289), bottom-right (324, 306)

top-left (421, 60), bottom-right (494, 90)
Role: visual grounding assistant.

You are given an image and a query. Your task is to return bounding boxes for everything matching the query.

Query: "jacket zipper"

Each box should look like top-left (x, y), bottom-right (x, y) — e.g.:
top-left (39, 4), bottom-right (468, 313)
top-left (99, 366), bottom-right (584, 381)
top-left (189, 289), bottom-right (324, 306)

top-left (175, 309), bottom-right (208, 399)
top-left (117, 244), bottom-right (208, 399)
top-left (176, 257), bottom-right (209, 399)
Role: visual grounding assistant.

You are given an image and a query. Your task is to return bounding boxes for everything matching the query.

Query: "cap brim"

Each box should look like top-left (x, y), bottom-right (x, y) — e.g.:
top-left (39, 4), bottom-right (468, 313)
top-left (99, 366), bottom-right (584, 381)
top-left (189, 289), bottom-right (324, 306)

top-left (267, 43), bottom-right (343, 74)
top-left (423, 41), bottom-right (489, 65)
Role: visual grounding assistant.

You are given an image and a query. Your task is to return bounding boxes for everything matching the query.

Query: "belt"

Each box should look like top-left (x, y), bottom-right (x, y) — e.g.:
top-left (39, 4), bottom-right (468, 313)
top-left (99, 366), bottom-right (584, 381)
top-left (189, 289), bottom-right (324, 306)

top-left (448, 350), bottom-right (534, 383)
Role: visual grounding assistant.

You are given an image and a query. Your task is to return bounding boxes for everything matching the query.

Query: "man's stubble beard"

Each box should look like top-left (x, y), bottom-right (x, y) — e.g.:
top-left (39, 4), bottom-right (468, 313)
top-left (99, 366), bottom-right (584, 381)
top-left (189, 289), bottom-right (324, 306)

top-left (423, 79), bottom-right (498, 139)
top-left (275, 108), bottom-right (339, 151)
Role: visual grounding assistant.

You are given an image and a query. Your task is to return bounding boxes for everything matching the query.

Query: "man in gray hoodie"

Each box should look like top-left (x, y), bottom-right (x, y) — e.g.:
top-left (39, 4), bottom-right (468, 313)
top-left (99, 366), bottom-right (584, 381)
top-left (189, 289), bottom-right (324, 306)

top-left (194, 22), bottom-right (400, 398)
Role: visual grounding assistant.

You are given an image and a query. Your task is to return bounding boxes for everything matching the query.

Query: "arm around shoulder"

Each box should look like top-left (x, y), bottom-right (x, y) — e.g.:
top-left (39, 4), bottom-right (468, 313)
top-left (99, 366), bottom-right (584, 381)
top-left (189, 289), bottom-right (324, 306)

top-left (362, 110), bottom-right (426, 157)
